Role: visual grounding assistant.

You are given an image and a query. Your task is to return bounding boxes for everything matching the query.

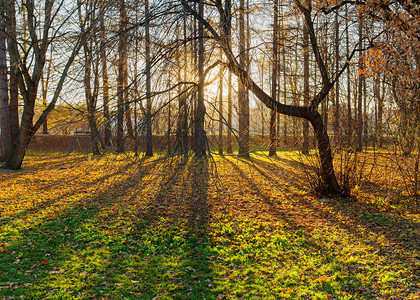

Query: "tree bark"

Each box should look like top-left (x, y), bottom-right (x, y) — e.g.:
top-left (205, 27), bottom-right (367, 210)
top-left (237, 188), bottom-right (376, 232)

top-left (145, 0), bottom-right (153, 157)
top-left (334, 10), bottom-right (340, 145)
top-left (6, 3), bottom-right (18, 147)
top-left (302, 10), bottom-right (310, 155)
top-left (0, 15), bottom-right (12, 162)
top-left (41, 50), bottom-right (51, 135)
top-left (194, 0), bottom-right (206, 157)
top-left (218, 48), bottom-right (224, 155)
top-left (238, 0), bottom-right (249, 158)
top-left (100, 10), bottom-right (112, 147)
top-left (357, 13), bottom-right (364, 152)
top-left (269, 0), bottom-right (278, 157)
top-left (116, 0), bottom-right (126, 153)
top-left (345, 3), bottom-right (352, 146)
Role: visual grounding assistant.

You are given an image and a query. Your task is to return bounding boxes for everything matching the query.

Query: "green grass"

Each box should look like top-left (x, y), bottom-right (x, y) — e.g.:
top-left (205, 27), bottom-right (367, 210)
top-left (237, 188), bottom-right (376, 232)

top-left (0, 153), bottom-right (419, 299)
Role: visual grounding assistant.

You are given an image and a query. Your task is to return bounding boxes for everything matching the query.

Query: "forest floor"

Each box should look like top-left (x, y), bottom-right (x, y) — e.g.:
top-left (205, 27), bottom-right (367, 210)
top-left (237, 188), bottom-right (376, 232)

top-left (0, 151), bottom-right (419, 299)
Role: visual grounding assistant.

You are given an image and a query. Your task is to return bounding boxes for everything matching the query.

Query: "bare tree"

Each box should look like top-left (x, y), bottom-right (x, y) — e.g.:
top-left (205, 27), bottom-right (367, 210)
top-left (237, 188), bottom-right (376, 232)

top-left (237, 0), bottom-right (249, 158)
top-left (302, 4), bottom-right (310, 155)
top-left (194, 0), bottom-right (206, 157)
top-left (0, 13), bottom-right (12, 161)
top-left (117, 0), bottom-right (127, 153)
top-left (100, 4), bottom-right (112, 147)
top-left (181, 0), bottom-right (350, 194)
top-left (269, 0), bottom-right (278, 157)
top-left (2, 0), bottom-right (93, 169)
top-left (145, 0), bottom-right (153, 157)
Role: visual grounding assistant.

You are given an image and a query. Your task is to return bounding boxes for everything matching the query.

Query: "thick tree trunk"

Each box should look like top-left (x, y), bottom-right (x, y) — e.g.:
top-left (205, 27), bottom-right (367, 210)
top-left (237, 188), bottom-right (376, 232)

top-left (227, 60), bottom-right (342, 195)
top-left (0, 15), bottom-right (13, 162)
top-left (7, 4), bottom-right (18, 147)
top-left (5, 94), bottom-right (36, 170)
top-left (9, 66), bottom-right (18, 143)
top-left (310, 111), bottom-right (341, 194)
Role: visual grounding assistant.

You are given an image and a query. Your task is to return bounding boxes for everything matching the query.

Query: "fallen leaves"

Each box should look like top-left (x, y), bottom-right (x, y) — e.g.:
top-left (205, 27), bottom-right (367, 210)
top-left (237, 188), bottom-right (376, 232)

top-left (0, 152), bottom-right (418, 299)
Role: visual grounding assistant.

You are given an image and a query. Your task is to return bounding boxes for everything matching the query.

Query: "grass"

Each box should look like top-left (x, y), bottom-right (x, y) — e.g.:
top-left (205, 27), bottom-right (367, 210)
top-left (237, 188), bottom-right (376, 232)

top-left (0, 151), bottom-right (419, 299)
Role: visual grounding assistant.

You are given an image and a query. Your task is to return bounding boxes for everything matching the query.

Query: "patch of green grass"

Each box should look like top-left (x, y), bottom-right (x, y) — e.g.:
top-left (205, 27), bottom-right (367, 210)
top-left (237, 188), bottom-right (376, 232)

top-left (1, 154), bottom-right (418, 299)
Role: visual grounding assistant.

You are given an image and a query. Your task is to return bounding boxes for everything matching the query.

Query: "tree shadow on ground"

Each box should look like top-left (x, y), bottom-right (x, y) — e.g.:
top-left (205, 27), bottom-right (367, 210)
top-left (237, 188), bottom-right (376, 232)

top-left (0, 157), bottom-right (146, 229)
top-left (0, 156), bottom-right (204, 298)
top-left (246, 154), bottom-right (419, 252)
top-left (216, 155), bottom-right (419, 298)
top-left (132, 156), bottom-right (215, 299)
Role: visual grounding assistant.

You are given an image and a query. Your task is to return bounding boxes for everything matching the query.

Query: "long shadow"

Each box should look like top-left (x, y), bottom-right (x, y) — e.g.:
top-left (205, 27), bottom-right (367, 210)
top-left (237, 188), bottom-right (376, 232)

top-left (219, 156), bottom-right (306, 231)
top-left (0, 158), bottom-right (145, 229)
top-left (248, 154), bottom-right (419, 252)
top-left (233, 154), bottom-right (420, 293)
top-left (127, 156), bottom-right (215, 299)
top-left (217, 156), bottom-right (419, 297)
top-left (0, 157), bottom-right (177, 298)
top-left (181, 157), bottom-right (214, 298)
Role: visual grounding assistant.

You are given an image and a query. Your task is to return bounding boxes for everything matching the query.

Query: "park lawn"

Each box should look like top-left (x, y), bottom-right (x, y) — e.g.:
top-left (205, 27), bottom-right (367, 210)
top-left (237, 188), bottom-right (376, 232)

top-left (0, 151), bottom-right (419, 299)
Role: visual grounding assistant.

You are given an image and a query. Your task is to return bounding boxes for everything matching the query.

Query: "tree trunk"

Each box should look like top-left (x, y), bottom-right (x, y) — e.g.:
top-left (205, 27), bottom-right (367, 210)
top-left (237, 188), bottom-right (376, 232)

top-left (227, 69), bottom-right (233, 153)
top-left (100, 12), bottom-right (112, 147)
top-left (269, 0), bottom-right (278, 157)
top-left (378, 75), bottom-right (384, 148)
top-left (40, 51), bottom-right (51, 135)
top-left (302, 11), bottom-right (310, 155)
top-left (9, 66), bottom-right (18, 144)
top-left (116, 0), bottom-right (126, 153)
top-left (145, 0), bottom-right (153, 157)
top-left (310, 111), bottom-right (341, 194)
top-left (6, 3), bottom-right (18, 147)
top-left (357, 13), bottom-right (363, 152)
top-left (0, 15), bottom-right (12, 162)
top-left (80, 0), bottom-right (101, 155)
top-left (334, 11), bottom-right (340, 145)
top-left (194, 0), bottom-right (206, 157)
top-left (238, 0), bottom-right (249, 158)
top-left (224, 0), bottom-right (233, 154)
top-left (218, 48), bottom-right (224, 155)
top-left (345, 3), bottom-right (352, 146)
top-left (167, 77), bottom-right (171, 154)
top-left (5, 91), bottom-right (36, 170)
top-left (83, 50), bottom-right (101, 155)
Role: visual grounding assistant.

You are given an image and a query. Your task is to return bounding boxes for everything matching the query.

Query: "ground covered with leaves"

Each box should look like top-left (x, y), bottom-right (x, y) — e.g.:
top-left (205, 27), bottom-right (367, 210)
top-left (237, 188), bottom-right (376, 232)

top-left (0, 151), bottom-right (419, 299)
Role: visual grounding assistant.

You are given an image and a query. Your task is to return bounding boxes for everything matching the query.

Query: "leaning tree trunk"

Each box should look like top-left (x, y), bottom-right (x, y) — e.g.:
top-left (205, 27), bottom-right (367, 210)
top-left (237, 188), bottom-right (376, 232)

top-left (309, 111), bottom-right (341, 194)
top-left (182, 0), bottom-right (342, 195)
